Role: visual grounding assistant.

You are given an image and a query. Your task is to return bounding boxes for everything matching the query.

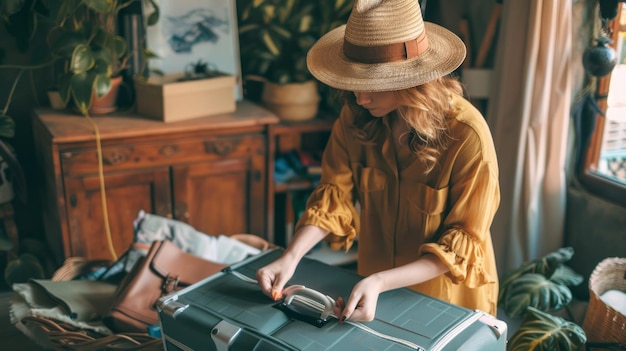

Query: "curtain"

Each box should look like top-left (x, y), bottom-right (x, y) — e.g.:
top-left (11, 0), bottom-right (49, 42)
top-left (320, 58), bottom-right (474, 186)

top-left (486, 0), bottom-right (572, 275)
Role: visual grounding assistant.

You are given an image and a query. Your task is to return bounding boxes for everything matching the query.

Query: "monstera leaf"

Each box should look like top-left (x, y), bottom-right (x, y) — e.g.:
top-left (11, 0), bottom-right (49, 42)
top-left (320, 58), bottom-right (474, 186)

top-left (499, 247), bottom-right (576, 300)
top-left (507, 307), bottom-right (586, 351)
top-left (501, 273), bottom-right (575, 318)
top-left (498, 247), bottom-right (584, 318)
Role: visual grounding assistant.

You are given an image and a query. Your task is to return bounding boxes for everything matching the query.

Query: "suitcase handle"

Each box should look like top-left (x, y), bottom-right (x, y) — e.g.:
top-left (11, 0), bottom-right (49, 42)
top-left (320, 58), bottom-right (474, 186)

top-left (282, 285), bottom-right (335, 321)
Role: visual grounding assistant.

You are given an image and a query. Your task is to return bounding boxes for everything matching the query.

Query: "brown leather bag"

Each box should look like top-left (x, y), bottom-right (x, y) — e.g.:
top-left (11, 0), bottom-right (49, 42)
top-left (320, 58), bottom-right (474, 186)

top-left (105, 240), bottom-right (227, 333)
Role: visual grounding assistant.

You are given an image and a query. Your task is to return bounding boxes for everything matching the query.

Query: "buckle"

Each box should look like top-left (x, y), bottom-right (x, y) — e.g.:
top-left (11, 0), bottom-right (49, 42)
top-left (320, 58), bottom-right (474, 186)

top-left (162, 274), bottom-right (180, 295)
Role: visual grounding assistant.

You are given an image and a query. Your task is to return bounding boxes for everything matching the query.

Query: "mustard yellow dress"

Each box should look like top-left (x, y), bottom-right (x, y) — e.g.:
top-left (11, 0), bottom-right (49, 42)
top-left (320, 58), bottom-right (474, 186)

top-left (295, 96), bottom-right (500, 316)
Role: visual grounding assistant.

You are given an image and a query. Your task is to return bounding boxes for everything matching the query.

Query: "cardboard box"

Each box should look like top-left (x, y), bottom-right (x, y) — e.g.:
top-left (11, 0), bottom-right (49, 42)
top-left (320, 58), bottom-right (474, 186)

top-left (134, 73), bottom-right (236, 122)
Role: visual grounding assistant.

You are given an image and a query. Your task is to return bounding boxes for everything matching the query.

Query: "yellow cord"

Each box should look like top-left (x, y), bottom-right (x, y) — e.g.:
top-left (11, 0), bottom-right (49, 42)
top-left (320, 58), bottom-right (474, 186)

top-left (84, 112), bottom-right (118, 261)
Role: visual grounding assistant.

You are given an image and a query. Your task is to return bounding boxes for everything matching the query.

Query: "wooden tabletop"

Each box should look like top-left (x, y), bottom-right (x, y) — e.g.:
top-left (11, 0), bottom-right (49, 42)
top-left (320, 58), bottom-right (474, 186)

top-left (33, 100), bottom-right (280, 143)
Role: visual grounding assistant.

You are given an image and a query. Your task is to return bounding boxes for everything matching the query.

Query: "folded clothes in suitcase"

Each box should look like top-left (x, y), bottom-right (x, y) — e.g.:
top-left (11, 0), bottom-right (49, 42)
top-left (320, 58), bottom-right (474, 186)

top-left (157, 249), bottom-right (507, 351)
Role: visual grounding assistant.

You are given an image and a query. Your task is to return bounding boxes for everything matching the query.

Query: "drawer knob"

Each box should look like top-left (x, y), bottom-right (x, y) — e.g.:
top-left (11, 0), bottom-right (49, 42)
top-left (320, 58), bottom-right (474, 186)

top-left (204, 139), bottom-right (239, 156)
top-left (103, 150), bottom-right (129, 165)
top-left (159, 145), bottom-right (179, 156)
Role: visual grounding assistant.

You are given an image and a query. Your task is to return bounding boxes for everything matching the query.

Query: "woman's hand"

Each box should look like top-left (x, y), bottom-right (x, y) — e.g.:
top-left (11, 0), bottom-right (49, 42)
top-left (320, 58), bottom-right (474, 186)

top-left (256, 254), bottom-right (299, 301)
top-left (334, 274), bottom-right (385, 322)
top-left (257, 225), bottom-right (329, 300)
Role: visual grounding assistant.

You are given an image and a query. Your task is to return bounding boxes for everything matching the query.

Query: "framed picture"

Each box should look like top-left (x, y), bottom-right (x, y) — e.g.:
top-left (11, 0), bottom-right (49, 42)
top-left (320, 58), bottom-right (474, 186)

top-left (145, 0), bottom-right (243, 100)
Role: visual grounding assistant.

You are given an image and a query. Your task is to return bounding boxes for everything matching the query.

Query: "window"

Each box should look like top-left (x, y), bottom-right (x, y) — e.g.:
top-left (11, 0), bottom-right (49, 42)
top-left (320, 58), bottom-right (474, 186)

top-left (582, 3), bottom-right (626, 207)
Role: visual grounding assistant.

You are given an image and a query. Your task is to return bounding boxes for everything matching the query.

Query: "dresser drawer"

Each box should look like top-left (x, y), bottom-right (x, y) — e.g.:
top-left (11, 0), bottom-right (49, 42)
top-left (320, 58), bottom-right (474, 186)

top-left (60, 134), bottom-right (265, 175)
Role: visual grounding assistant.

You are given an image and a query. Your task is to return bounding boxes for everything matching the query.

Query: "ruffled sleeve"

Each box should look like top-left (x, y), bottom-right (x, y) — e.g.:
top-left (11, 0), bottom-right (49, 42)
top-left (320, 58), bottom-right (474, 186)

top-left (295, 108), bottom-right (359, 252)
top-left (419, 227), bottom-right (495, 288)
top-left (296, 183), bottom-right (359, 251)
top-left (419, 113), bottom-right (500, 288)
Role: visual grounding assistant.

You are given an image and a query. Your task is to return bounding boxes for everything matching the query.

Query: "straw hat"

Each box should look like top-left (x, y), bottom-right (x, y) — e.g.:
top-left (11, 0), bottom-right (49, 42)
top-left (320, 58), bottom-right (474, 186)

top-left (307, 0), bottom-right (466, 92)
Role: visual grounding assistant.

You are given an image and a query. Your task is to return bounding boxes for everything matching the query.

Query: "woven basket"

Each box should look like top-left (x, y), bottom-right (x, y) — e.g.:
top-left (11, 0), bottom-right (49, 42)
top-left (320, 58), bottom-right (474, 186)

top-left (581, 257), bottom-right (626, 346)
top-left (19, 316), bottom-right (162, 351)
top-left (14, 257), bottom-right (164, 351)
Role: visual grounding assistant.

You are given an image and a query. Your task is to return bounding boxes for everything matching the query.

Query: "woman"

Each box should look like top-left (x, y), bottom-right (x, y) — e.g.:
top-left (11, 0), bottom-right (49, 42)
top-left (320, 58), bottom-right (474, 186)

top-left (257, 0), bottom-right (500, 322)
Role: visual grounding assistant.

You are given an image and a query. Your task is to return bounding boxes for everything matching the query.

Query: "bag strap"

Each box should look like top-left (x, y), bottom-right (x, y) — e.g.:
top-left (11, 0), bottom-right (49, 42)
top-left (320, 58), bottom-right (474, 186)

top-left (149, 240), bottom-right (227, 287)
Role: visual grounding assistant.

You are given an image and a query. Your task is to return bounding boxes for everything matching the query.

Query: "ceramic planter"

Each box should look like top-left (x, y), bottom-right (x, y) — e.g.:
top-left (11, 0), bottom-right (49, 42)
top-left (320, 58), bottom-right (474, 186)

top-left (262, 80), bottom-right (320, 121)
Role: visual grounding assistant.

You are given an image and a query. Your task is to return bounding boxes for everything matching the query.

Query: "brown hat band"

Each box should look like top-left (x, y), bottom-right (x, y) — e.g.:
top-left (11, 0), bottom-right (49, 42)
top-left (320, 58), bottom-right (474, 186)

top-left (343, 33), bottom-right (429, 64)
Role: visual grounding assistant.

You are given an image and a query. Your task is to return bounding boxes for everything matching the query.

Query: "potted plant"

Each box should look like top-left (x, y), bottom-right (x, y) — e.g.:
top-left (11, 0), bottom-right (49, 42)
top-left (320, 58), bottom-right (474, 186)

top-left (47, 0), bottom-right (160, 115)
top-left (499, 247), bottom-right (588, 350)
top-left (237, 0), bottom-right (353, 121)
top-left (1, 0), bottom-right (160, 117)
top-left (0, 0), bottom-right (159, 196)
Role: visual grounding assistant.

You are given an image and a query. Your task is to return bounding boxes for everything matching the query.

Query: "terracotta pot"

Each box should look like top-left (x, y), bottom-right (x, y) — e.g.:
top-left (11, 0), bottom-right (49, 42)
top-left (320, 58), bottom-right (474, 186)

top-left (90, 75), bottom-right (123, 115)
top-left (262, 80), bottom-right (320, 121)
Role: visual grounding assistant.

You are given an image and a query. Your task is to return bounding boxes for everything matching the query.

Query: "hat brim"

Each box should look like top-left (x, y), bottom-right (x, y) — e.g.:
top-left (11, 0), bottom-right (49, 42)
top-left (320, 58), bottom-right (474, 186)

top-left (307, 22), bottom-right (466, 92)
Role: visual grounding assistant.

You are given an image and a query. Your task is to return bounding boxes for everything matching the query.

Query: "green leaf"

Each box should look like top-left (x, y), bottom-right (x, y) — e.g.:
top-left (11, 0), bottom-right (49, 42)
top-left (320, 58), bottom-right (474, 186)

top-left (70, 44), bottom-right (95, 73)
top-left (534, 247), bottom-right (575, 276)
top-left (58, 73), bottom-right (73, 105)
top-left (236, 0), bottom-right (354, 84)
top-left (277, 0), bottom-right (293, 23)
top-left (82, 0), bottom-right (112, 13)
top-left (47, 29), bottom-right (87, 57)
top-left (92, 74), bottom-right (111, 98)
top-left (549, 265), bottom-right (584, 287)
top-left (262, 4), bottom-right (276, 24)
top-left (239, 23), bottom-right (261, 34)
top-left (93, 30), bottom-right (127, 59)
top-left (499, 247), bottom-right (577, 301)
top-left (92, 49), bottom-right (114, 75)
top-left (270, 24), bottom-right (292, 40)
top-left (150, 68), bottom-right (164, 76)
top-left (0, 115), bottom-right (16, 139)
top-left (70, 72), bottom-right (96, 114)
top-left (262, 30), bottom-right (280, 56)
top-left (142, 48), bottom-right (159, 60)
top-left (507, 307), bottom-right (586, 351)
top-left (145, 0), bottom-right (160, 26)
top-left (298, 14), bottom-right (312, 32)
top-left (502, 273), bottom-right (573, 318)
top-left (0, 0), bottom-right (25, 18)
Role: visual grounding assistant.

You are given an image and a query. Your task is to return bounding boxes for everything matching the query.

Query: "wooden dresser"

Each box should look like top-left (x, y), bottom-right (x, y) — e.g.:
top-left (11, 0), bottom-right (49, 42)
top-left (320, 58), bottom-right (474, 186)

top-left (32, 101), bottom-right (279, 264)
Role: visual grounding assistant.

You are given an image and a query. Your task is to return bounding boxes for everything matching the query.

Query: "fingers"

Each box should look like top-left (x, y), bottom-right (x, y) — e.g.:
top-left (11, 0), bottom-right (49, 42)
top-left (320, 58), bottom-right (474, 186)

top-left (256, 270), bottom-right (273, 296)
top-left (333, 296), bottom-right (344, 318)
top-left (341, 295), bottom-right (359, 322)
top-left (256, 267), bottom-right (288, 301)
top-left (334, 296), bottom-right (361, 323)
top-left (270, 275), bottom-right (289, 301)
top-left (339, 294), bottom-right (374, 322)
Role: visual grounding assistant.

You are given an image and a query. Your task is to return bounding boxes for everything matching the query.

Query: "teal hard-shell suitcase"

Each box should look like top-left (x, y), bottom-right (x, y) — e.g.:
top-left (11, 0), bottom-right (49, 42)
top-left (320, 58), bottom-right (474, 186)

top-left (157, 248), bottom-right (507, 350)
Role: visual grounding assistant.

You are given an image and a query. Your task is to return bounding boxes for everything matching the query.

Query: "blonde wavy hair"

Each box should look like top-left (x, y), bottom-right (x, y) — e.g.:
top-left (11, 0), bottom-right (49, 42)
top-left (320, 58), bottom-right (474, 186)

top-left (339, 76), bottom-right (464, 174)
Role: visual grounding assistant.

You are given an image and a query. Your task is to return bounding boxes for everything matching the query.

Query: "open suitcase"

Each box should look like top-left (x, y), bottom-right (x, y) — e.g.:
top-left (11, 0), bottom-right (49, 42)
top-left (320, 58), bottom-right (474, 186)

top-left (157, 249), bottom-right (507, 350)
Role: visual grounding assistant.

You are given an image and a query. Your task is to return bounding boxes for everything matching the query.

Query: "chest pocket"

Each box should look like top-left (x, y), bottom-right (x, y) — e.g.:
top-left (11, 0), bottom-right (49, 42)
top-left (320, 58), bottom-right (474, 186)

top-left (353, 164), bottom-right (386, 192)
top-left (405, 183), bottom-right (449, 238)
top-left (406, 184), bottom-right (448, 214)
